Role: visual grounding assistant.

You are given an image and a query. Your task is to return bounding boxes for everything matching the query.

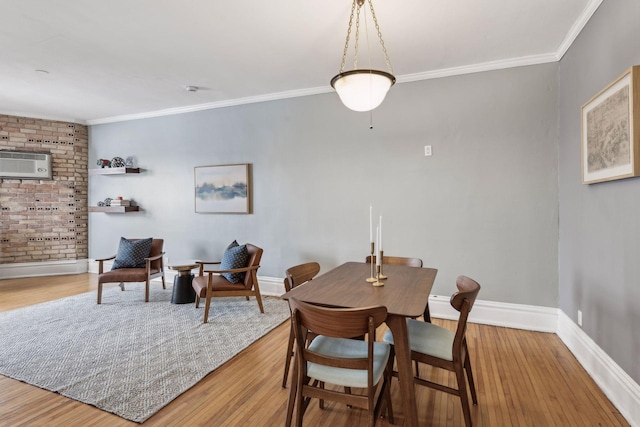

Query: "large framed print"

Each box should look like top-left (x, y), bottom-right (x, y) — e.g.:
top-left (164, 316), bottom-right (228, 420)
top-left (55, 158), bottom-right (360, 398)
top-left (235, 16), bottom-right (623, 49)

top-left (582, 66), bottom-right (640, 184)
top-left (195, 163), bottom-right (250, 214)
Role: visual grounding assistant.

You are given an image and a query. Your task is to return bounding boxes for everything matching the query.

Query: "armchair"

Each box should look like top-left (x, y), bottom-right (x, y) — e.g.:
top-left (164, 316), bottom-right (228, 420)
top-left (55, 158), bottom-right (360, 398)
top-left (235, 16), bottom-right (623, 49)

top-left (96, 238), bottom-right (166, 304)
top-left (192, 243), bottom-right (264, 323)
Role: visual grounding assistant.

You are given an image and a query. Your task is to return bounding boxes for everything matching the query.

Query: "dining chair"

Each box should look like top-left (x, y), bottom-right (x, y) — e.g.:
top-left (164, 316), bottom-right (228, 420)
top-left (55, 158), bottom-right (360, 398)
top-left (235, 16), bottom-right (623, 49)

top-left (96, 238), bottom-right (166, 304)
top-left (287, 298), bottom-right (394, 427)
top-left (282, 262), bottom-right (321, 388)
top-left (192, 243), bottom-right (264, 323)
top-left (383, 275), bottom-right (481, 427)
top-left (365, 255), bottom-right (430, 321)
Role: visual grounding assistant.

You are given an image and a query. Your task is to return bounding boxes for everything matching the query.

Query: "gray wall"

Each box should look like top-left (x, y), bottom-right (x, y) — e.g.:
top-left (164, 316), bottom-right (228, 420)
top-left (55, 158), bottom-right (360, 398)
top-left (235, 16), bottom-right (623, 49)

top-left (558, 0), bottom-right (640, 383)
top-left (89, 62), bottom-right (559, 306)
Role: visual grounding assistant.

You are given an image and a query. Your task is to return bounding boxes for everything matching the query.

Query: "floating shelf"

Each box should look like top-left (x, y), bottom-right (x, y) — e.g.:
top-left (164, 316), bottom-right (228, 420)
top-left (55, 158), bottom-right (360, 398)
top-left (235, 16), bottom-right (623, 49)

top-left (88, 206), bottom-right (140, 213)
top-left (89, 167), bottom-right (140, 175)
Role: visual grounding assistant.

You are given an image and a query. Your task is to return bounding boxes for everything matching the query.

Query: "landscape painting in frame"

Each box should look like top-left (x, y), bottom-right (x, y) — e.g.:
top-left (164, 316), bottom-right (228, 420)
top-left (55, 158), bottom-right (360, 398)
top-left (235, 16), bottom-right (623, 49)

top-left (195, 164), bottom-right (250, 214)
top-left (581, 65), bottom-right (640, 184)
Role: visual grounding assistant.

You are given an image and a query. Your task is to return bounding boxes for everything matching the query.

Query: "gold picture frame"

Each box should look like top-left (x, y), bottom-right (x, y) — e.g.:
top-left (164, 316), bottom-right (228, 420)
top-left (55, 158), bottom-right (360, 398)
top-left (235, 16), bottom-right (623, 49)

top-left (582, 66), bottom-right (640, 184)
top-left (194, 163), bottom-right (251, 214)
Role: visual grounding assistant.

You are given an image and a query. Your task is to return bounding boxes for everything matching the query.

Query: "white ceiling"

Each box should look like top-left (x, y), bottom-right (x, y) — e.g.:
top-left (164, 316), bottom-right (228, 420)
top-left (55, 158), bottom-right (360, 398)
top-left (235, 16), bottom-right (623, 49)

top-left (0, 0), bottom-right (601, 125)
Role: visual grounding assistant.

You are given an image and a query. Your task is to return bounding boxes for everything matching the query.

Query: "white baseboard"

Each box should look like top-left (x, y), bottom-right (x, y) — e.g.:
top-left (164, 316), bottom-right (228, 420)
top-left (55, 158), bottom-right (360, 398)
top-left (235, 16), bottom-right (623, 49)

top-left (557, 311), bottom-right (640, 427)
top-left (0, 259), bottom-right (88, 279)
top-left (428, 294), bottom-right (559, 333)
top-left (3, 261), bottom-right (638, 426)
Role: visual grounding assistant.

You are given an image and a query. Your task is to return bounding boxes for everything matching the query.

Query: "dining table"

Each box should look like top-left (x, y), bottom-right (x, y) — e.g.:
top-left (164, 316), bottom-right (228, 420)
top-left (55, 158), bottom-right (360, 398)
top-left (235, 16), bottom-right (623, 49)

top-left (281, 261), bottom-right (437, 427)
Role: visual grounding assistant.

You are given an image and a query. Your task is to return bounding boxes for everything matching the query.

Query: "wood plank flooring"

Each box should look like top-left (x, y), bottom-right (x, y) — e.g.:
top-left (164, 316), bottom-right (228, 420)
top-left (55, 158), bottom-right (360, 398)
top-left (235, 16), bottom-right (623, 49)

top-left (0, 274), bottom-right (630, 426)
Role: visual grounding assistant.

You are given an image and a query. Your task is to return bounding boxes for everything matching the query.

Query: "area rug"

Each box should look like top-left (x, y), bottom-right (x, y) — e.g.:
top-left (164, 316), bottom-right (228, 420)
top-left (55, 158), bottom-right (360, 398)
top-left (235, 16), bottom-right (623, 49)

top-left (0, 283), bottom-right (290, 423)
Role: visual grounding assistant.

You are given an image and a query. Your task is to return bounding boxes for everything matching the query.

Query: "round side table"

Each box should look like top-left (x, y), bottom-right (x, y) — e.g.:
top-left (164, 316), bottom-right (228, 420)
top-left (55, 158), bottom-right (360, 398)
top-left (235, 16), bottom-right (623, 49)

top-left (168, 262), bottom-right (198, 304)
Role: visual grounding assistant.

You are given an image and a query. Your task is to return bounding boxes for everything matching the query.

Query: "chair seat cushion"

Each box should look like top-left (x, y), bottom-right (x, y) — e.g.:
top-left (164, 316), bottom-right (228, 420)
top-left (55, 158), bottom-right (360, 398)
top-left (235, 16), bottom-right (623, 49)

top-left (99, 267), bottom-right (161, 284)
top-left (383, 319), bottom-right (454, 361)
top-left (306, 336), bottom-right (390, 388)
top-left (192, 274), bottom-right (246, 296)
top-left (111, 237), bottom-right (153, 269)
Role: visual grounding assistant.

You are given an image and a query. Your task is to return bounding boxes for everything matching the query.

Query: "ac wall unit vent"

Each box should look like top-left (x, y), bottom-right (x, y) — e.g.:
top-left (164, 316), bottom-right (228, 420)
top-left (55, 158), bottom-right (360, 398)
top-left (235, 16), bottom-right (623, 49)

top-left (0, 151), bottom-right (53, 180)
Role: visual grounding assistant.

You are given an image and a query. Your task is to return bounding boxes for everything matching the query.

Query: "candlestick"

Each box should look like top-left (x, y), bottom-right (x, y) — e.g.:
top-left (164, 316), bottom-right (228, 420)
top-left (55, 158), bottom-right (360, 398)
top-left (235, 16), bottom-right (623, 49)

top-left (366, 241), bottom-right (376, 283)
top-left (379, 249), bottom-right (387, 280)
top-left (373, 264), bottom-right (384, 286)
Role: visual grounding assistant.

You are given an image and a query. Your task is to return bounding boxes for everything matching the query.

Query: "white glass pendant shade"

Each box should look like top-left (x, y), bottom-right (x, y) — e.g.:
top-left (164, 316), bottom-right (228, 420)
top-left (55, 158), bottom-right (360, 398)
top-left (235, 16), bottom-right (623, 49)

top-left (331, 69), bottom-right (396, 112)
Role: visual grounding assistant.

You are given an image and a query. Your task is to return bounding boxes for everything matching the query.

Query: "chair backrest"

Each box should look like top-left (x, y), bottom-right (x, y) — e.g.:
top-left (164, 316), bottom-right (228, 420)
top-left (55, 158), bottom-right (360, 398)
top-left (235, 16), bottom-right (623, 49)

top-left (149, 239), bottom-right (164, 271)
top-left (283, 262), bottom-right (321, 292)
top-left (289, 297), bottom-right (387, 373)
top-left (243, 243), bottom-right (263, 289)
top-left (365, 255), bottom-right (423, 268)
top-left (450, 275), bottom-right (481, 358)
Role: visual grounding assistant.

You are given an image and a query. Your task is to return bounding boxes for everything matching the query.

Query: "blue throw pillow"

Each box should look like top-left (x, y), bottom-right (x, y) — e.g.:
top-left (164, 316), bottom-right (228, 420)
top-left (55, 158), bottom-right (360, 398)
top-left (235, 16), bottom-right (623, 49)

top-left (111, 237), bottom-right (153, 270)
top-left (220, 243), bottom-right (249, 283)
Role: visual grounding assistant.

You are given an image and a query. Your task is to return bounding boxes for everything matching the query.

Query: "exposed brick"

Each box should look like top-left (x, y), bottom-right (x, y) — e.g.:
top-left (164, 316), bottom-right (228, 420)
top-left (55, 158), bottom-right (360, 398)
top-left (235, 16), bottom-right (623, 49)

top-left (0, 114), bottom-right (88, 264)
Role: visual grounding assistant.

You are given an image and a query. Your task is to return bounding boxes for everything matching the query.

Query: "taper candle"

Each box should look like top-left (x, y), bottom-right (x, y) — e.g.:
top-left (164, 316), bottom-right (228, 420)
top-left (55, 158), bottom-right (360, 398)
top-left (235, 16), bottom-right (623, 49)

top-left (379, 215), bottom-right (382, 251)
top-left (376, 226), bottom-right (381, 266)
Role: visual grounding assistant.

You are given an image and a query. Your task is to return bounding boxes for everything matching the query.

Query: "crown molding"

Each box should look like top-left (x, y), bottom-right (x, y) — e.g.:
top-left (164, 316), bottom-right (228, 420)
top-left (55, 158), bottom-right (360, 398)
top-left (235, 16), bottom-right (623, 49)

top-left (85, 0), bottom-right (604, 126)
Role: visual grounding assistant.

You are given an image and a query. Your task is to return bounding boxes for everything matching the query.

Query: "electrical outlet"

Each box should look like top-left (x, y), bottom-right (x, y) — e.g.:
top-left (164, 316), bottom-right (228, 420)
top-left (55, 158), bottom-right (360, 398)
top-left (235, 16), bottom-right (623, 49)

top-left (424, 145), bottom-right (432, 156)
top-left (577, 310), bottom-right (583, 326)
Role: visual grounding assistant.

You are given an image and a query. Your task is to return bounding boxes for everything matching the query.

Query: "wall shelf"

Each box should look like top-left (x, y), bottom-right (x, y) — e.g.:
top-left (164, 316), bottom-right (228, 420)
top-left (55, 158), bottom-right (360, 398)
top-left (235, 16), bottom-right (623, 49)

top-left (89, 167), bottom-right (140, 175)
top-left (88, 206), bottom-right (139, 213)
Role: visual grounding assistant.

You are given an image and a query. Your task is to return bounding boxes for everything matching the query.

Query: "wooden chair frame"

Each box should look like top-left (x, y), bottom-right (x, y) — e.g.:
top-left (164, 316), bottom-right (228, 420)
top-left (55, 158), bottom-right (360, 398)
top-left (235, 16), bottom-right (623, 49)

top-left (282, 262), bottom-right (321, 388)
top-left (287, 298), bottom-right (393, 427)
top-left (192, 243), bottom-right (264, 324)
top-left (96, 238), bottom-right (166, 304)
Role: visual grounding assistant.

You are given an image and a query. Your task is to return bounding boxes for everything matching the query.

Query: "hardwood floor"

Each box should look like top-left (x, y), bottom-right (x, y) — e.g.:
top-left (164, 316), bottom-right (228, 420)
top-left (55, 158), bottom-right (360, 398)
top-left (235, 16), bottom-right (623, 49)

top-left (0, 274), bottom-right (630, 426)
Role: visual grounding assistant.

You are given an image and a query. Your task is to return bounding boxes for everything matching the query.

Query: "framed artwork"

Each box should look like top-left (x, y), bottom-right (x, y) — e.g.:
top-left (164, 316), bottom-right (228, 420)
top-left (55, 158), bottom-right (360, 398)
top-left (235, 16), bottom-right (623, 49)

top-left (582, 65), bottom-right (640, 184)
top-left (195, 163), bottom-right (250, 214)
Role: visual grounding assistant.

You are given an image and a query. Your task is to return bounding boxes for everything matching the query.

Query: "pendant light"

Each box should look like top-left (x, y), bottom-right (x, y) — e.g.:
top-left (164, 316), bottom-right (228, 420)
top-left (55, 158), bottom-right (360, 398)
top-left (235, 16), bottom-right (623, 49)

top-left (330, 0), bottom-right (395, 112)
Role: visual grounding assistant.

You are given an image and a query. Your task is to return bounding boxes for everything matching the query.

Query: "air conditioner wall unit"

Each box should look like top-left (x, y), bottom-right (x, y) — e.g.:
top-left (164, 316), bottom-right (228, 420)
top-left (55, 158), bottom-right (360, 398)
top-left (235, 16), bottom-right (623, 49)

top-left (0, 150), bottom-right (53, 180)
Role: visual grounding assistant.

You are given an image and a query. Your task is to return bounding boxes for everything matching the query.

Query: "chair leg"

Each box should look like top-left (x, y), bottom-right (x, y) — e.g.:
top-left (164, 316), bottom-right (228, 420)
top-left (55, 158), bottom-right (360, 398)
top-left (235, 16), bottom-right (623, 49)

top-left (464, 348), bottom-right (478, 405)
top-left (285, 357), bottom-right (298, 427)
top-left (282, 323), bottom-right (296, 388)
top-left (119, 282), bottom-right (125, 291)
top-left (97, 283), bottom-right (103, 304)
top-left (145, 279), bottom-right (150, 302)
top-left (203, 295), bottom-right (211, 323)
top-left (455, 362), bottom-right (473, 427)
top-left (383, 363), bottom-right (395, 424)
top-left (253, 280), bottom-right (265, 313)
top-left (195, 295), bottom-right (200, 308)
top-left (161, 274), bottom-right (166, 289)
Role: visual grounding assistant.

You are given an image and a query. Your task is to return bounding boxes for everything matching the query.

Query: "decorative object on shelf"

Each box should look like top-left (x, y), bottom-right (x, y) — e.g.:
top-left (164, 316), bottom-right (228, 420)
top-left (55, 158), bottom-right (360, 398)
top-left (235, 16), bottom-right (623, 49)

top-left (582, 65), bottom-right (640, 184)
top-left (330, 0), bottom-right (395, 112)
top-left (111, 157), bottom-right (126, 168)
top-left (110, 198), bottom-right (131, 207)
top-left (195, 163), bottom-right (251, 214)
top-left (104, 197), bottom-right (112, 206)
top-left (97, 201), bottom-right (106, 207)
top-left (125, 156), bottom-right (135, 167)
top-left (97, 159), bottom-right (111, 168)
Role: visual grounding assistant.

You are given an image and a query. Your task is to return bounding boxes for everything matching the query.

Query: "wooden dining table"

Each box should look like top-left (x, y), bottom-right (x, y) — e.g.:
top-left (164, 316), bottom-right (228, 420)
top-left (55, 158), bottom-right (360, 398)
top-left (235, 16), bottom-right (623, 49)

top-left (281, 261), bottom-right (437, 427)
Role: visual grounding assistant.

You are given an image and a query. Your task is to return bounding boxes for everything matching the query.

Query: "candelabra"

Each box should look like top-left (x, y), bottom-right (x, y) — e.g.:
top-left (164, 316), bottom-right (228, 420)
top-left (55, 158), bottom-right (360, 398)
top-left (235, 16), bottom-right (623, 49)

top-left (366, 241), bottom-right (377, 283)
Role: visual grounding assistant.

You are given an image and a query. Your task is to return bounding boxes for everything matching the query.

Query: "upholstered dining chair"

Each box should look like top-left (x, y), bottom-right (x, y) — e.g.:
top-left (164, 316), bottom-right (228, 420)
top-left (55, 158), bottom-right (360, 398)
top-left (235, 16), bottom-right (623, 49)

top-left (96, 238), bottom-right (166, 304)
top-left (365, 255), bottom-right (430, 321)
top-left (192, 243), bottom-right (264, 323)
top-left (281, 262), bottom-right (321, 388)
top-left (286, 298), bottom-right (394, 427)
top-left (383, 275), bottom-right (481, 427)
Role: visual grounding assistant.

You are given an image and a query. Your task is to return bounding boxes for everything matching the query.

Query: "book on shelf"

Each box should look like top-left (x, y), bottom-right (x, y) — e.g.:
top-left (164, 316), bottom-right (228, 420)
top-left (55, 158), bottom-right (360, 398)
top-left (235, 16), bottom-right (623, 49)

top-left (110, 200), bottom-right (131, 206)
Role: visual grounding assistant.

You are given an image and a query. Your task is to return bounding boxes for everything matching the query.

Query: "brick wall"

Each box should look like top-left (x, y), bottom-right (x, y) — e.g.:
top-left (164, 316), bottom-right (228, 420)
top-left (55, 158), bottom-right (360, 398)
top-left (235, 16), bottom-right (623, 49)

top-left (0, 114), bottom-right (88, 264)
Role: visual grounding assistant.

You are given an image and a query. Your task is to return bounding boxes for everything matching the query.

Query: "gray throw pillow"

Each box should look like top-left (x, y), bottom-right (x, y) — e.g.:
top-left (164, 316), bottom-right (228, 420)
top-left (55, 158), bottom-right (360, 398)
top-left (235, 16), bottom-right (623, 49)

top-left (111, 237), bottom-right (153, 270)
top-left (220, 243), bottom-right (249, 283)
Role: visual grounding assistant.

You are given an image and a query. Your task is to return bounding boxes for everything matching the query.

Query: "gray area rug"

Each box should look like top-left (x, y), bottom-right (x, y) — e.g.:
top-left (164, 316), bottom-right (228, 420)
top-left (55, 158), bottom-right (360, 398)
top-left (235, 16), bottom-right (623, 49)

top-left (0, 283), bottom-right (289, 423)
